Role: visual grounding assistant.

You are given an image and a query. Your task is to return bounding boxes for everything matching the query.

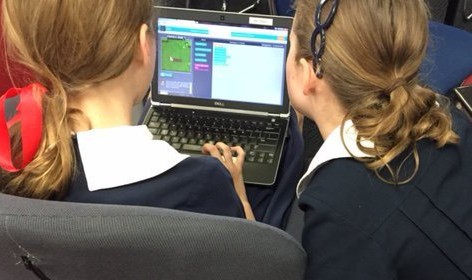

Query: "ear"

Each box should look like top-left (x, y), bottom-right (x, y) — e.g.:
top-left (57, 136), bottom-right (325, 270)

top-left (136, 23), bottom-right (153, 65)
top-left (299, 58), bottom-right (318, 96)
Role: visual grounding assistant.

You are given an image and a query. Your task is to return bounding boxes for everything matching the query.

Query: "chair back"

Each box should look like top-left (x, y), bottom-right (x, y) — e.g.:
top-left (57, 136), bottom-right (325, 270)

top-left (0, 192), bottom-right (306, 280)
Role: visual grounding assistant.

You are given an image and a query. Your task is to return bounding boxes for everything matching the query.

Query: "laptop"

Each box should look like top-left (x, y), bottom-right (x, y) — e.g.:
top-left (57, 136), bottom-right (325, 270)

top-left (142, 6), bottom-right (293, 185)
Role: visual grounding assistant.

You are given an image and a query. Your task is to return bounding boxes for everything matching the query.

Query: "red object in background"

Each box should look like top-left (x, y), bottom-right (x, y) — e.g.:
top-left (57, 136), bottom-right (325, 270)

top-left (0, 2), bottom-right (12, 95)
top-left (0, 35), bottom-right (13, 94)
top-left (0, 53), bottom-right (17, 95)
top-left (0, 3), bottom-right (31, 96)
top-left (462, 74), bottom-right (472, 86)
top-left (0, 55), bottom-right (30, 95)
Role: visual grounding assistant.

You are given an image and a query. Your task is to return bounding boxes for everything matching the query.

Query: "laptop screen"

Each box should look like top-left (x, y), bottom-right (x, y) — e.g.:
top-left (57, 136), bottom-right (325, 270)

top-left (152, 7), bottom-right (292, 114)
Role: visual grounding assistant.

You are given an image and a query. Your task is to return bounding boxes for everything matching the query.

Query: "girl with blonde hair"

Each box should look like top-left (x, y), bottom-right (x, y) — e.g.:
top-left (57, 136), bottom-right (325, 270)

top-left (1, 0), bottom-right (304, 227)
top-left (287, 0), bottom-right (472, 278)
top-left (0, 0), bottom-right (252, 217)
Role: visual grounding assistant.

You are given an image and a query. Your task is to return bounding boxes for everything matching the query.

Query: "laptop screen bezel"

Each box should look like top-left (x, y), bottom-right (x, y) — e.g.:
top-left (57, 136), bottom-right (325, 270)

top-left (151, 6), bottom-right (292, 115)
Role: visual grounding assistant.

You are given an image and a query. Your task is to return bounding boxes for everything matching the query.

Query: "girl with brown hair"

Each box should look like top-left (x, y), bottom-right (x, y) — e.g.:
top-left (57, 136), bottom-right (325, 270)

top-left (287, 0), bottom-right (472, 278)
top-left (0, 0), bottom-right (253, 217)
top-left (0, 0), bottom-right (304, 227)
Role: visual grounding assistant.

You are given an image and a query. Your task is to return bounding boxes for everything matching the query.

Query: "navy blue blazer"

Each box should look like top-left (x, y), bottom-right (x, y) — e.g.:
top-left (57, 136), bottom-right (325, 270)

top-left (65, 147), bottom-right (246, 218)
top-left (299, 110), bottom-right (472, 279)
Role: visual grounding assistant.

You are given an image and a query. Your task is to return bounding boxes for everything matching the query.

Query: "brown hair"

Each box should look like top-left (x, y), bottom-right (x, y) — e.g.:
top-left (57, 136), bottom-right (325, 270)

top-left (293, 0), bottom-right (459, 183)
top-left (1, 0), bottom-right (154, 198)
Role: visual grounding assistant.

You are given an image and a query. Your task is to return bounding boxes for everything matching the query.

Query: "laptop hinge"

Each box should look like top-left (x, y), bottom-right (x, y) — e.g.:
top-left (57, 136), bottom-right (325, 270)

top-left (151, 101), bottom-right (290, 118)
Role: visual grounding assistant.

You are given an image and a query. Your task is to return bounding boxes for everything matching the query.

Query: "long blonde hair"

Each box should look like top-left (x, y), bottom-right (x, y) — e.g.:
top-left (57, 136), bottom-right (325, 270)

top-left (293, 0), bottom-right (459, 183)
top-left (1, 0), bottom-right (154, 198)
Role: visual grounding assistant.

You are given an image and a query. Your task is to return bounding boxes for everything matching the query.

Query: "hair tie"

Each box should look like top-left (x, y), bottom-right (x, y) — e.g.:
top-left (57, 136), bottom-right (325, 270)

top-left (0, 83), bottom-right (47, 172)
top-left (385, 79), bottom-right (407, 94)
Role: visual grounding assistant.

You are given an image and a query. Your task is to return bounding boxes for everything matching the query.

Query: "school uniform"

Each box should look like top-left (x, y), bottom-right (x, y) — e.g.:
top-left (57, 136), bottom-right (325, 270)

top-left (297, 109), bottom-right (472, 280)
top-left (64, 125), bottom-right (245, 218)
top-left (63, 111), bottom-right (304, 227)
top-left (3, 94), bottom-right (246, 217)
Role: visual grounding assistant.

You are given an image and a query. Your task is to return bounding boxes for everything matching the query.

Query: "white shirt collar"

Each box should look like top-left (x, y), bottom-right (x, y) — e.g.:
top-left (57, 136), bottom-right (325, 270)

top-left (296, 120), bottom-right (373, 197)
top-left (76, 125), bottom-right (189, 191)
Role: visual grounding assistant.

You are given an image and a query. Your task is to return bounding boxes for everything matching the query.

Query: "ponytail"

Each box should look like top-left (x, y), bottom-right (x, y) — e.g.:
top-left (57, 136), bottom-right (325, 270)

top-left (1, 0), bottom-right (154, 198)
top-left (1, 0), bottom-right (75, 198)
top-left (293, 0), bottom-right (459, 184)
top-left (1, 74), bottom-right (76, 199)
top-left (345, 82), bottom-right (458, 184)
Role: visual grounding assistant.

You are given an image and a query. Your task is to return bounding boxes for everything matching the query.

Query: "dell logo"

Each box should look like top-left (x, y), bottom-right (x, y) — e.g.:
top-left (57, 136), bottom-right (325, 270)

top-left (214, 101), bottom-right (225, 107)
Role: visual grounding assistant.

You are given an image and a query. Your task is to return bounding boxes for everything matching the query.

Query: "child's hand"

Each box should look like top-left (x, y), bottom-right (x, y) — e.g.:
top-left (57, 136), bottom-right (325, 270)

top-left (202, 142), bottom-right (245, 182)
top-left (202, 142), bottom-right (254, 220)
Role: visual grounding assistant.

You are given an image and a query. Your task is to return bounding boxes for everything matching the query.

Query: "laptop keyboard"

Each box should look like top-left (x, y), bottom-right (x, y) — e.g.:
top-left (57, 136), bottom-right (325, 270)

top-left (146, 108), bottom-right (282, 164)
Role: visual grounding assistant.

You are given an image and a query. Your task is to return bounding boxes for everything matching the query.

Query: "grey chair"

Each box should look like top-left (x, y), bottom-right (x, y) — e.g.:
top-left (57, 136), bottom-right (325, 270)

top-left (0, 192), bottom-right (306, 280)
